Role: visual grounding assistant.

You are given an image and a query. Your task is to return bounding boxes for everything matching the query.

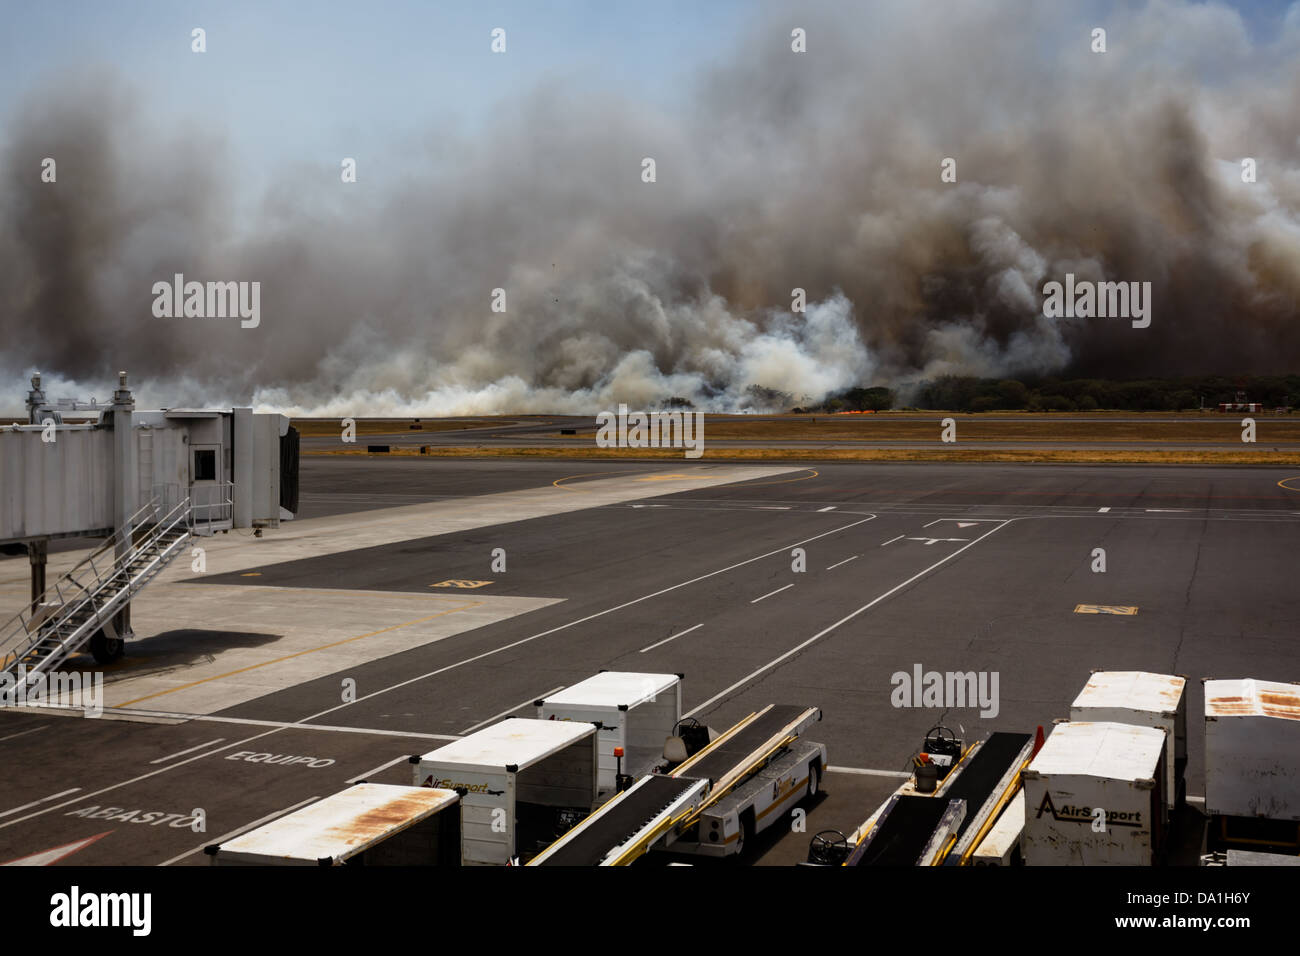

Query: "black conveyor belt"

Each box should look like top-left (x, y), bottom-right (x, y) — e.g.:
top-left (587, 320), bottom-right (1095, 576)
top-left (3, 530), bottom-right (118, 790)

top-left (674, 704), bottom-right (809, 785)
top-left (847, 794), bottom-right (953, 866)
top-left (535, 775), bottom-right (701, 866)
top-left (941, 732), bottom-right (1032, 845)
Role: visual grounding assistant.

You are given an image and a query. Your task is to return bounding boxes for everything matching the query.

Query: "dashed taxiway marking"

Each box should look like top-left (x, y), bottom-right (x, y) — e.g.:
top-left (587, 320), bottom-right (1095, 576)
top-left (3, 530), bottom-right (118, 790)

top-left (640, 623), bottom-right (704, 654)
top-left (0, 788), bottom-right (82, 819)
top-left (880, 534), bottom-right (904, 546)
top-left (686, 519), bottom-right (1011, 718)
top-left (0, 516), bottom-right (878, 832)
top-left (818, 506), bottom-right (837, 512)
top-left (292, 514), bottom-right (878, 730)
top-left (460, 685), bottom-right (566, 736)
top-left (751, 583), bottom-right (794, 604)
top-left (825, 555), bottom-right (859, 570)
top-left (1098, 507), bottom-right (1111, 513)
top-left (0, 725), bottom-right (47, 743)
top-left (150, 739), bottom-right (226, 765)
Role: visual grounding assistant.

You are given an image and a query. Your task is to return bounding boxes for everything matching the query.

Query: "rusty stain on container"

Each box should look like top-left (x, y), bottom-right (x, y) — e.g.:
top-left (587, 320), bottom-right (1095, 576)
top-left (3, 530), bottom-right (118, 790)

top-left (1206, 687), bottom-right (1300, 720)
top-left (321, 791), bottom-right (450, 847)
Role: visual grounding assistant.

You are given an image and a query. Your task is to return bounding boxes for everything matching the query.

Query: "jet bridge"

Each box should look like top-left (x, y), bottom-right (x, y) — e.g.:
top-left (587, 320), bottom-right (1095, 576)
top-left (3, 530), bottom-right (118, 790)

top-left (0, 371), bottom-right (297, 686)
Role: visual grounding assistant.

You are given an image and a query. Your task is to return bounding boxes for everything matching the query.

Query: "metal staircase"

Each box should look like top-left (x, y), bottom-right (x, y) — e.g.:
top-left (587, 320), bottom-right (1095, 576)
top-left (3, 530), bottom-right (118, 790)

top-left (0, 495), bottom-right (196, 700)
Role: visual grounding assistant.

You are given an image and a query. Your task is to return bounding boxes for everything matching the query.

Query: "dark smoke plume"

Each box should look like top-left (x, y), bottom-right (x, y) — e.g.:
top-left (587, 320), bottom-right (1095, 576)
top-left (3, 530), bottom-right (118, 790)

top-left (2, 1), bottom-right (1298, 414)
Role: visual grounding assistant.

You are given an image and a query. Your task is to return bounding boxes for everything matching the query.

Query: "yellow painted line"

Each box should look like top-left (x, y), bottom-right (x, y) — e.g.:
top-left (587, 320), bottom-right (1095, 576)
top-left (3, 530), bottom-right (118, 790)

top-left (117, 601), bottom-right (483, 707)
top-left (240, 572), bottom-right (262, 577)
top-left (725, 469), bottom-right (820, 488)
top-left (552, 468), bottom-right (651, 492)
top-left (429, 579), bottom-right (492, 589)
top-left (1279, 476), bottom-right (1300, 491)
top-left (1074, 604), bottom-right (1138, 615)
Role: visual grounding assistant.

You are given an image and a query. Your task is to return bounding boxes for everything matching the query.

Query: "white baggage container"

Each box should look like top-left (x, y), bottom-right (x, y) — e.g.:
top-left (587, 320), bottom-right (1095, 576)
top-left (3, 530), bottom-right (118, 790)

top-left (1022, 721), bottom-right (1167, 866)
top-left (414, 717), bottom-right (598, 865)
top-left (1204, 678), bottom-right (1300, 821)
top-left (537, 671), bottom-right (682, 791)
top-left (208, 783), bottom-right (461, 865)
top-left (1070, 671), bottom-right (1186, 809)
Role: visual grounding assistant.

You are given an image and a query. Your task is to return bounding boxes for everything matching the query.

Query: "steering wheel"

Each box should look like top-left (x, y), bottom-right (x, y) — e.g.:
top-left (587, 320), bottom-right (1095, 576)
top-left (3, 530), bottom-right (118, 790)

top-left (808, 830), bottom-right (850, 865)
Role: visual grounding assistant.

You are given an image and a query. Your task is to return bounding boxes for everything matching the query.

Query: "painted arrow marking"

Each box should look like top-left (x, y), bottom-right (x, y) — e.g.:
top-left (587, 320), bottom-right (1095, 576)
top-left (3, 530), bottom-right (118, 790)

top-left (906, 537), bottom-right (969, 546)
top-left (1, 831), bottom-right (112, 866)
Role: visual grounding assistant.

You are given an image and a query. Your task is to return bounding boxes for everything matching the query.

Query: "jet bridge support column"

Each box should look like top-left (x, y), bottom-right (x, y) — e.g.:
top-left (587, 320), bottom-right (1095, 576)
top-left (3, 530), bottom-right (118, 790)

top-left (27, 539), bottom-right (46, 613)
top-left (102, 371), bottom-right (137, 658)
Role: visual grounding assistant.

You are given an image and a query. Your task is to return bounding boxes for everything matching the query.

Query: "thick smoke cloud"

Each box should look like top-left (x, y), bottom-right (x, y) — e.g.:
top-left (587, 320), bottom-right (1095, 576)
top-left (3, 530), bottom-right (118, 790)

top-left (1, 1), bottom-right (1298, 414)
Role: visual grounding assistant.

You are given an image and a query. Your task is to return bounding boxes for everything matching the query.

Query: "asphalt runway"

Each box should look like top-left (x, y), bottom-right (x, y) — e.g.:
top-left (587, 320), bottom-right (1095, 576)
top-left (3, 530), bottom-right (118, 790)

top-left (2, 457), bottom-right (1298, 865)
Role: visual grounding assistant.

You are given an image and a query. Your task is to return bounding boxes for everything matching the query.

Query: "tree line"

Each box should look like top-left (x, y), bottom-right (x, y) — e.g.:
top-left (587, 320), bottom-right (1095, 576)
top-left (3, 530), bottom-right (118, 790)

top-left (809, 376), bottom-right (1300, 413)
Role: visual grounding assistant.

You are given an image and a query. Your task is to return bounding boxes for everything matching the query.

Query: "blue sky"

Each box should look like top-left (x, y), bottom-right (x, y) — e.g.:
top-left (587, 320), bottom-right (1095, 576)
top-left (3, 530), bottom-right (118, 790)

top-left (0, 2), bottom-right (746, 177)
top-left (0, 1), bottom-right (1294, 194)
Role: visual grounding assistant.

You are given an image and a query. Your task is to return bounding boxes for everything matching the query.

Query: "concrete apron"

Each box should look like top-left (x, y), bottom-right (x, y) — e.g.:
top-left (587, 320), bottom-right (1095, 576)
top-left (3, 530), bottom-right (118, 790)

top-left (0, 465), bottom-right (798, 715)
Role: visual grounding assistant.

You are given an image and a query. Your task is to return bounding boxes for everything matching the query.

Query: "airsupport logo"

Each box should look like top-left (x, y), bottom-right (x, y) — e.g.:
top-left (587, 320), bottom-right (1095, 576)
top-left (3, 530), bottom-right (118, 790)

top-left (1035, 790), bottom-right (1142, 827)
top-left (421, 776), bottom-right (503, 795)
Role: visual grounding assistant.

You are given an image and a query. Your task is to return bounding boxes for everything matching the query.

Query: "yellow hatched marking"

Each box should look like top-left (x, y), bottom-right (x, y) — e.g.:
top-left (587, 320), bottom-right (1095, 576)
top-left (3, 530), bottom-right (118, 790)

top-left (1074, 604), bottom-right (1138, 615)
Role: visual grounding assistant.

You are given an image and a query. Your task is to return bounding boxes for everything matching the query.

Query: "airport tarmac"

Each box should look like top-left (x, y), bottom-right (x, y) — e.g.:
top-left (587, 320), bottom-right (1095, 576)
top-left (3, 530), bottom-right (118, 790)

top-left (1, 457), bottom-right (1298, 865)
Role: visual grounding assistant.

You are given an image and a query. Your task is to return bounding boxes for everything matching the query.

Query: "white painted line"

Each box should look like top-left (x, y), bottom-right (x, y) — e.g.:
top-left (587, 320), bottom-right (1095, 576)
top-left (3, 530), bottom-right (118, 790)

top-left (99, 709), bottom-right (461, 741)
top-left (756, 506), bottom-right (792, 511)
top-left (1146, 509), bottom-right (1188, 513)
top-left (751, 583), bottom-right (794, 604)
top-left (159, 795), bottom-right (321, 867)
top-left (1, 518), bottom-right (884, 832)
top-left (150, 738), bottom-right (226, 765)
top-left (817, 506), bottom-right (837, 512)
top-left (0, 718), bottom-right (455, 832)
top-left (825, 555), bottom-right (859, 571)
top-left (459, 686), bottom-right (566, 736)
top-left (880, 534), bottom-right (904, 546)
top-left (0, 725), bottom-right (47, 743)
top-left (686, 519), bottom-right (1011, 718)
top-left (826, 766), bottom-right (911, 780)
top-left (296, 515), bottom-right (878, 728)
top-left (0, 788), bottom-right (82, 819)
top-left (923, 518), bottom-right (944, 528)
top-left (640, 623), bottom-right (704, 654)
top-left (347, 753), bottom-right (416, 785)
top-left (1098, 507), bottom-right (1111, 513)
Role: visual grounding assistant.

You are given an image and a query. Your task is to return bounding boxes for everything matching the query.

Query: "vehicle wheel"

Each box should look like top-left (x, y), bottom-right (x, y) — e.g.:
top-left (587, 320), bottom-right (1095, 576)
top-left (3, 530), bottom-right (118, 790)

top-left (89, 631), bottom-right (125, 664)
top-left (734, 812), bottom-right (755, 859)
top-left (807, 763), bottom-right (821, 799)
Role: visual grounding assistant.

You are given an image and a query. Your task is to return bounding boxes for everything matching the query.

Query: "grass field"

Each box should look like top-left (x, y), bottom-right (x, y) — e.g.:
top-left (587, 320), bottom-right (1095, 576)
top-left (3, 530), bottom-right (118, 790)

top-left (303, 444), bottom-right (1300, 466)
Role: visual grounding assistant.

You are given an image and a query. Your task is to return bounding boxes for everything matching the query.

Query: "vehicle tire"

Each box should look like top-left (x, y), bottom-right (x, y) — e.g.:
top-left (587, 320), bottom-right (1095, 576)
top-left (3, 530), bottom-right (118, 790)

top-left (735, 812), bottom-right (755, 859)
top-left (807, 762), bottom-right (821, 799)
top-left (89, 631), bottom-right (125, 665)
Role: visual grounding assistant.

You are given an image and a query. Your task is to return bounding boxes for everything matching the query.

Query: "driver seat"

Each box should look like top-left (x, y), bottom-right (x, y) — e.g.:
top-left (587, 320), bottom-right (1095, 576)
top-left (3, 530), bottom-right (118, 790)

top-left (663, 735), bottom-right (689, 765)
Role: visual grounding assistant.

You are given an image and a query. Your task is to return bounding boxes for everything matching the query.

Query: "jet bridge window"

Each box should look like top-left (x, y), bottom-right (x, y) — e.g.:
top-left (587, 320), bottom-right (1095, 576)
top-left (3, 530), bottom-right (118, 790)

top-left (193, 448), bottom-right (217, 482)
